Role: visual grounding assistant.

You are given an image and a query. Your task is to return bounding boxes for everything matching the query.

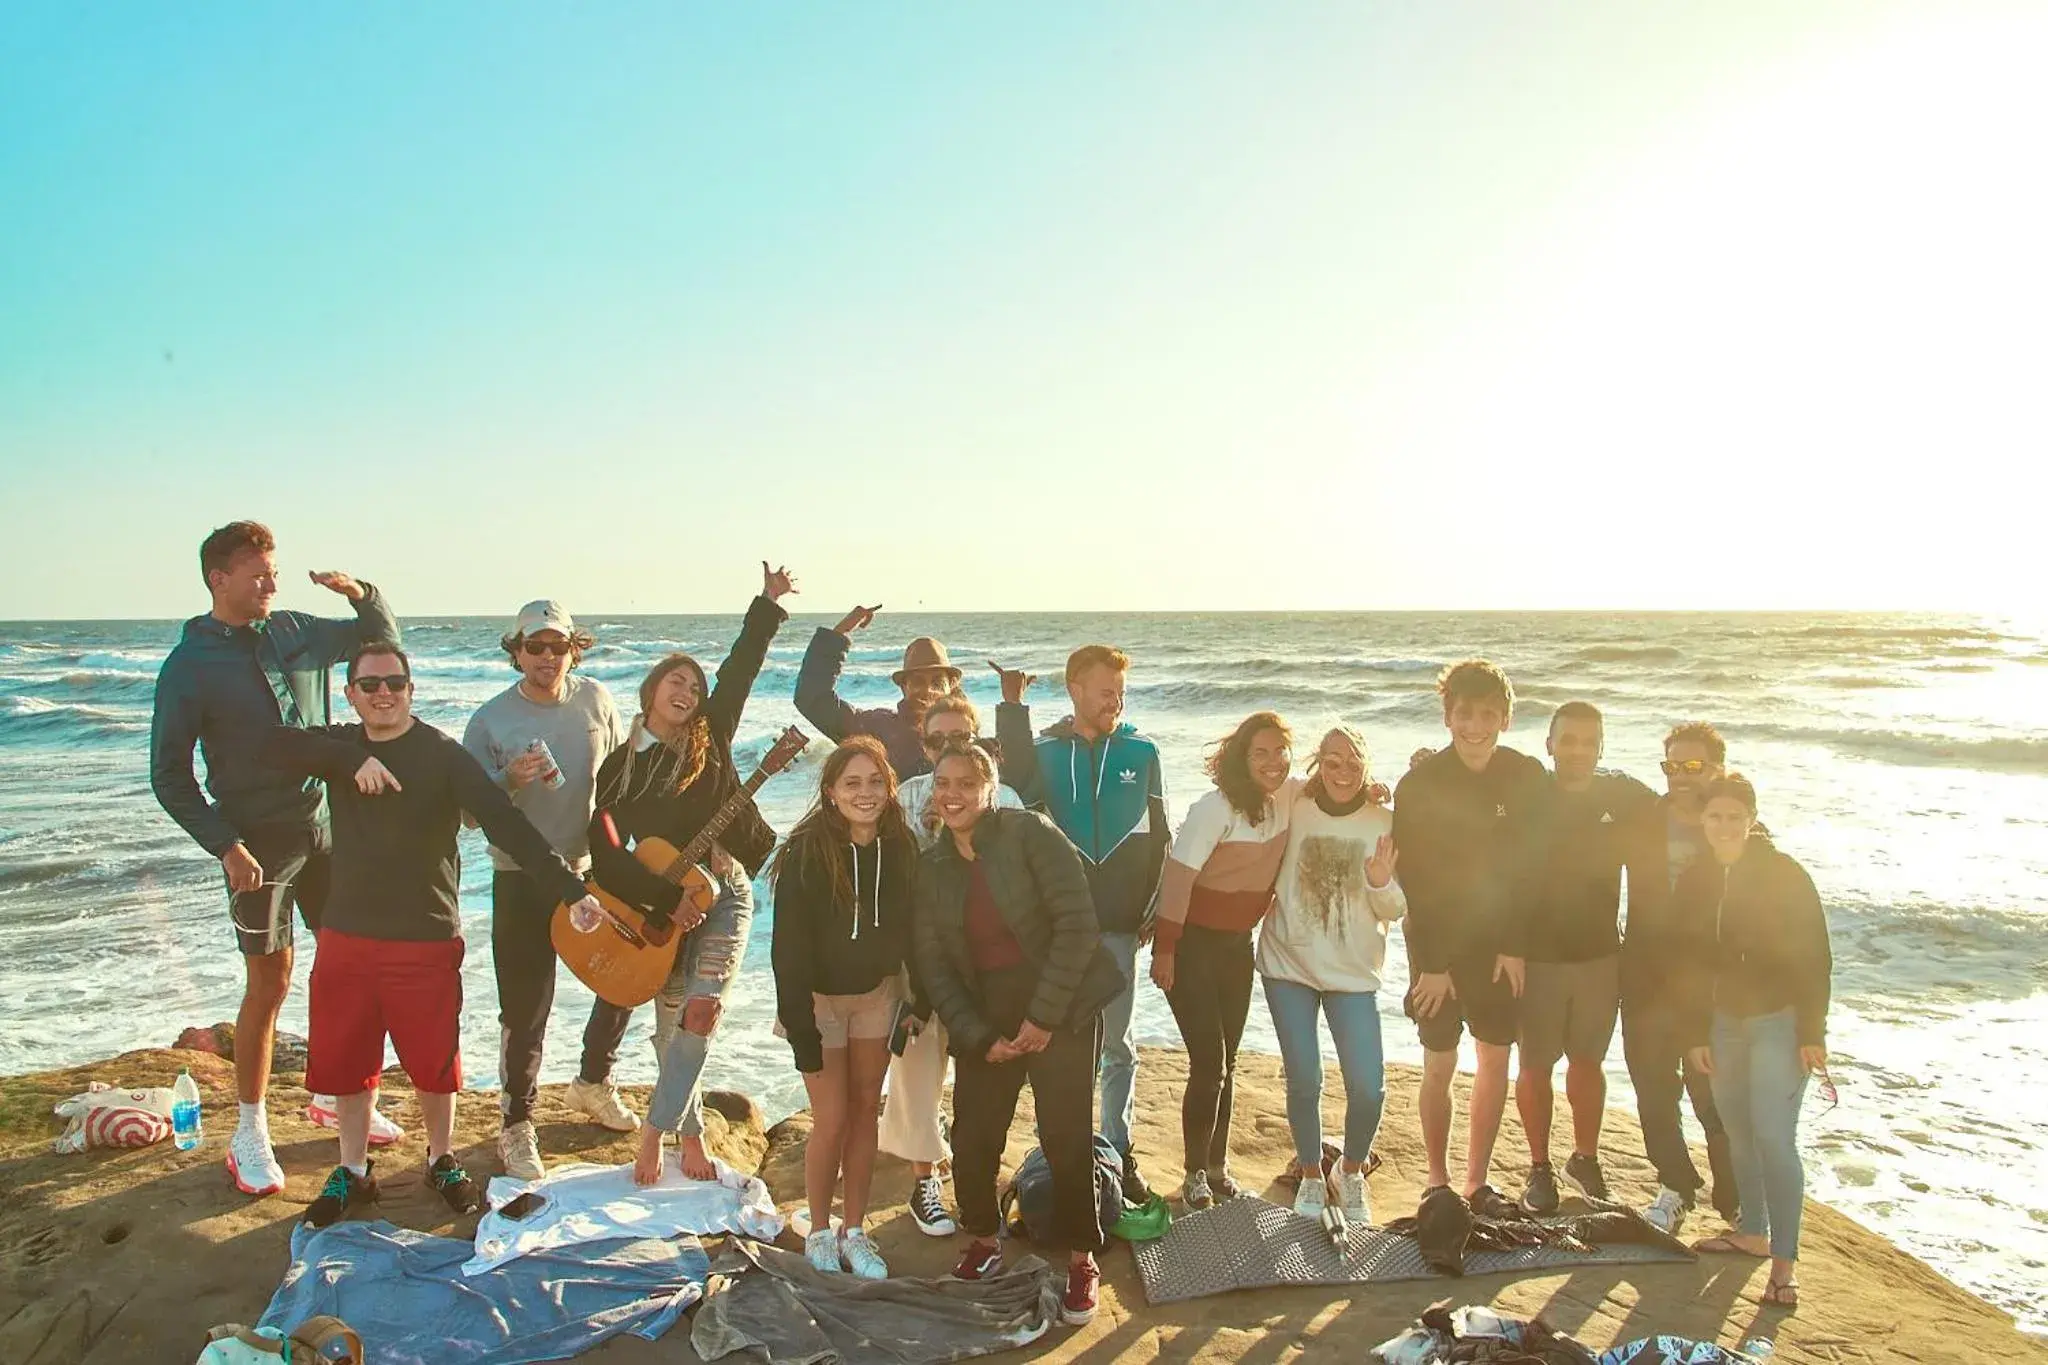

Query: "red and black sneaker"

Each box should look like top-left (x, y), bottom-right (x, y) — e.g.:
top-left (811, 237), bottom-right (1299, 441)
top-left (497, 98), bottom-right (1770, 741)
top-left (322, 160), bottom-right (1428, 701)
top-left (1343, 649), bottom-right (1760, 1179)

top-left (950, 1238), bottom-right (1003, 1281)
top-left (1062, 1254), bottom-right (1100, 1326)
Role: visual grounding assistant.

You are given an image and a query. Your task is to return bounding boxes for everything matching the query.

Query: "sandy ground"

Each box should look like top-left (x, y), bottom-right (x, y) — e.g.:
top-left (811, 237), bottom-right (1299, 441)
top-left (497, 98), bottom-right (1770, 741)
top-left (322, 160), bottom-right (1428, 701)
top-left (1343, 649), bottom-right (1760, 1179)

top-left (0, 1044), bottom-right (2035, 1364)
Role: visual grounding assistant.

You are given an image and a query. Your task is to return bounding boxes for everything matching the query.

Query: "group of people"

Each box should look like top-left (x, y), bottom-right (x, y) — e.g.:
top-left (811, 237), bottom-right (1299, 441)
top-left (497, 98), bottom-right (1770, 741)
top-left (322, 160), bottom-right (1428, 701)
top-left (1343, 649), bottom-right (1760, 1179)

top-left (150, 521), bottom-right (1835, 1328)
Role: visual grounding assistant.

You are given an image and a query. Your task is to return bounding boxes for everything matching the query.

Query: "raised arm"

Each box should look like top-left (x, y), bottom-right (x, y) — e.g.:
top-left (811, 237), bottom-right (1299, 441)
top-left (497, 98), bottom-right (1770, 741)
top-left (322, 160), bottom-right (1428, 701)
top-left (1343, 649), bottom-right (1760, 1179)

top-left (993, 701), bottom-right (1045, 807)
top-left (302, 573), bottom-right (400, 663)
top-left (1021, 812), bottom-right (1105, 1031)
top-left (149, 660), bottom-right (239, 856)
top-left (703, 594), bottom-right (789, 745)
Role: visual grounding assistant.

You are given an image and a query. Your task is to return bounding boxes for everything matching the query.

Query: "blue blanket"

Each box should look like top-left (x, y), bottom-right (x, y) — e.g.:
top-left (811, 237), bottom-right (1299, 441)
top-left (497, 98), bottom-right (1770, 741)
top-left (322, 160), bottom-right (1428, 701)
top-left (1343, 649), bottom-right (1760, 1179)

top-left (259, 1221), bottom-right (707, 1364)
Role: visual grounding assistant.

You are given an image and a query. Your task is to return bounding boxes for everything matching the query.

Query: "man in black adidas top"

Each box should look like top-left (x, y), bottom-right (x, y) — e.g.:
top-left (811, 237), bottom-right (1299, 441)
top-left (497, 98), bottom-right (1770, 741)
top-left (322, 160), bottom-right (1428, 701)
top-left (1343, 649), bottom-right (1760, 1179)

top-left (1514, 701), bottom-right (1656, 1214)
top-left (1392, 659), bottom-right (1550, 1213)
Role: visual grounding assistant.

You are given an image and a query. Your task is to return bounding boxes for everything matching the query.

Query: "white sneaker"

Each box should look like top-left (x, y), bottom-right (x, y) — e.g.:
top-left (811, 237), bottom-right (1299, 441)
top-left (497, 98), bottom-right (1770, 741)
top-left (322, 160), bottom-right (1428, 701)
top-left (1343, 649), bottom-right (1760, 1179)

top-left (1642, 1186), bottom-right (1687, 1235)
top-left (841, 1226), bottom-right (889, 1280)
top-left (498, 1120), bottom-right (546, 1181)
top-left (226, 1125), bottom-right (286, 1196)
top-left (1341, 1169), bottom-right (1371, 1225)
top-left (1293, 1172), bottom-right (1327, 1219)
top-left (566, 1077), bottom-right (641, 1133)
top-left (304, 1097), bottom-right (405, 1147)
top-left (805, 1227), bottom-right (843, 1273)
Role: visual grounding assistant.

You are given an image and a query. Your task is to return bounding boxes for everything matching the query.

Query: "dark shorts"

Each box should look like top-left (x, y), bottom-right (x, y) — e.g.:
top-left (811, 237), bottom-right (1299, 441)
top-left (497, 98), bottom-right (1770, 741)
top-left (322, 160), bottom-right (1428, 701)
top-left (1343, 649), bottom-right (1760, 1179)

top-left (228, 823), bottom-right (331, 956)
top-left (307, 930), bottom-right (466, 1096)
top-left (1518, 954), bottom-right (1620, 1068)
top-left (1406, 952), bottom-right (1519, 1052)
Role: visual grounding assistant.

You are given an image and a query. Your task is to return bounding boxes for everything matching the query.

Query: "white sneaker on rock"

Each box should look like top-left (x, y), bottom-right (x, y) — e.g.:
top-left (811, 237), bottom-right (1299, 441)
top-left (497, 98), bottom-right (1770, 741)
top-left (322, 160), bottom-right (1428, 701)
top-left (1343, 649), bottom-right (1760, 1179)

top-left (304, 1097), bottom-right (405, 1147)
top-left (498, 1120), bottom-right (545, 1181)
top-left (227, 1126), bottom-right (286, 1196)
top-left (566, 1077), bottom-right (641, 1133)
top-left (1642, 1186), bottom-right (1687, 1235)
top-left (1341, 1169), bottom-right (1371, 1225)
top-left (805, 1227), bottom-right (843, 1273)
top-left (841, 1227), bottom-right (889, 1280)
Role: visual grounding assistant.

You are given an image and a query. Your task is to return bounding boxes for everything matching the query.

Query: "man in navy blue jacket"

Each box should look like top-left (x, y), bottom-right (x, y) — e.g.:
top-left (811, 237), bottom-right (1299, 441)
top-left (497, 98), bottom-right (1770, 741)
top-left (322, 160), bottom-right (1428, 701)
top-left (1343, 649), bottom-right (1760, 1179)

top-left (149, 520), bottom-right (402, 1198)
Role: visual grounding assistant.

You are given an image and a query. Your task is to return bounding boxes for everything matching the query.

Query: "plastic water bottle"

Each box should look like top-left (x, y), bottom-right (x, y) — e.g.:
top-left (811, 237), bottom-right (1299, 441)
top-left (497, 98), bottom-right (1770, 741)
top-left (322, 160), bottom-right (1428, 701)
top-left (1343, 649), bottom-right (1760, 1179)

top-left (171, 1068), bottom-right (203, 1151)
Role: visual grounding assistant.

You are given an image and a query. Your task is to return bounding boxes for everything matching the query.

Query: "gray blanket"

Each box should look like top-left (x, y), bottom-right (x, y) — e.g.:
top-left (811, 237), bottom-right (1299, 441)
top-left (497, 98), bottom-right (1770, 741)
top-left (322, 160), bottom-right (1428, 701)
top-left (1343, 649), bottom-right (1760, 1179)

top-left (692, 1239), bottom-right (1062, 1365)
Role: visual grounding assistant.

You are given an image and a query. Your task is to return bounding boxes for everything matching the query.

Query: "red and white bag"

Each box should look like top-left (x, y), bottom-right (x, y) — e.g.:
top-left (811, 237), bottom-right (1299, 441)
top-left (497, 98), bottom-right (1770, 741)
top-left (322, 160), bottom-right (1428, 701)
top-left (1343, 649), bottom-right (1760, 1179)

top-left (52, 1082), bottom-right (175, 1153)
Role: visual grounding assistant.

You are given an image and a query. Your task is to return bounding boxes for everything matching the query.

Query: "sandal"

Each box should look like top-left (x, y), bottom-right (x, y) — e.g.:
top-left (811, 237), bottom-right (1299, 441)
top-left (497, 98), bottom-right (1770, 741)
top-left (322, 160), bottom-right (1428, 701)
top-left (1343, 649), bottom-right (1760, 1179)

top-left (1761, 1278), bottom-right (1800, 1308)
top-left (1692, 1234), bottom-right (1766, 1256)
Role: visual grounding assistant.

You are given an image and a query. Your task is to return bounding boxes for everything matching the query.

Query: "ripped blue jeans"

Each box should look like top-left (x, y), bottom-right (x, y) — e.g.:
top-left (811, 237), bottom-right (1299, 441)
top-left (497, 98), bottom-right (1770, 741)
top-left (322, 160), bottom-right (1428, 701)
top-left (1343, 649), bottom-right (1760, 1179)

top-left (582, 873), bottom-right (753, 1136)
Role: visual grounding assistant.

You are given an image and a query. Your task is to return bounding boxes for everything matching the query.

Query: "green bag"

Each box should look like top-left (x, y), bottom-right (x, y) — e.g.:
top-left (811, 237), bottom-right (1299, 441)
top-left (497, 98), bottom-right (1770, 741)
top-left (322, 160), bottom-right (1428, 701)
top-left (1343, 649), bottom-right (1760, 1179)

top-left (1111, 1192), bottom-right (1172, 1242)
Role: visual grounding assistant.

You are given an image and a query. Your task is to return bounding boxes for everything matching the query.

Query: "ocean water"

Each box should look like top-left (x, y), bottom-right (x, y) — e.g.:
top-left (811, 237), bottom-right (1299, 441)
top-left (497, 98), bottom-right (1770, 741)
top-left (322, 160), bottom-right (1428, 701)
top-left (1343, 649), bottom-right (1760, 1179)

top-left (2, 611), bottom-right (2044, 1326)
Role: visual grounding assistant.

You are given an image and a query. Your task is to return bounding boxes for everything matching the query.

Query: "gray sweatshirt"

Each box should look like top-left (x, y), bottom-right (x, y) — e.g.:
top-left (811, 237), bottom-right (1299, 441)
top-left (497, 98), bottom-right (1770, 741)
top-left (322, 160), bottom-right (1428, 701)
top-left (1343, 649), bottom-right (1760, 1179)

top-left (461, 673), bottom-right (626, 872)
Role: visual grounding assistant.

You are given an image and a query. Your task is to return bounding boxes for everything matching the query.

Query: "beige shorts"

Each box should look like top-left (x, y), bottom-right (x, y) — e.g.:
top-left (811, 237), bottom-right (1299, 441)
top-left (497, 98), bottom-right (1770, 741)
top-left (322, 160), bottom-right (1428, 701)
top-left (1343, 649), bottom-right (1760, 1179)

top-left (812, 978), bottom-right (903, 1050)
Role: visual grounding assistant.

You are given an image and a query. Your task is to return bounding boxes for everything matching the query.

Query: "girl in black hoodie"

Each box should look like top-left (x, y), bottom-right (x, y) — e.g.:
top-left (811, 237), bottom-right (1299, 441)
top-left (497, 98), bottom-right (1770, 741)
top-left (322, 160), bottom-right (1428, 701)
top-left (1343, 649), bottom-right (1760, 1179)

top-left (1676, 773), bottom-right (1832, 1309)
top-left (771, 736), bottom-right (918, 1281)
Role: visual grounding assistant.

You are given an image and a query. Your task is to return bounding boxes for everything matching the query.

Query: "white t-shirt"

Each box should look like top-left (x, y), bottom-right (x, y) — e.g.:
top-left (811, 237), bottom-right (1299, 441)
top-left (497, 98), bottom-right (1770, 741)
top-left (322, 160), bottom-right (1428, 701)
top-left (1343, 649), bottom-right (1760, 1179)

top-left (465, 1159), bottom-right (782, 1276)
top-left (1256, 790), bottom-right (1407, 993)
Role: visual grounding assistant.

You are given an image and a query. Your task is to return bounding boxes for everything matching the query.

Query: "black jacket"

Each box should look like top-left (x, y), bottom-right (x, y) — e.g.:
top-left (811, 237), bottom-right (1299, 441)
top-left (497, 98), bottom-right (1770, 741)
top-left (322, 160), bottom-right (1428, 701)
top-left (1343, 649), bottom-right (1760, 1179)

top-left (770, 834), bottom-right (917, 1073)
top-left (1673, 835), bottom-right (1833, 1049)
top-left (912, 807), bottom-right (1126, 1060)
top-left (1618, 797), bottom-right (1773, 1003)
top-left (588, 595), bottom-right (786, 915)
top-left (1391, 745), bottom-right (1551, 972)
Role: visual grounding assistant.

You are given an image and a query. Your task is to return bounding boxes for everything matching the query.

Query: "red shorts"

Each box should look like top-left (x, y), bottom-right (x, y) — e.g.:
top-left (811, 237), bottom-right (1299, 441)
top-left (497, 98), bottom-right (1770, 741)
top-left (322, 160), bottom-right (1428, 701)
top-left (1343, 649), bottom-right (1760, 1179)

top-left (307, 930), bottom-right (465, 1096)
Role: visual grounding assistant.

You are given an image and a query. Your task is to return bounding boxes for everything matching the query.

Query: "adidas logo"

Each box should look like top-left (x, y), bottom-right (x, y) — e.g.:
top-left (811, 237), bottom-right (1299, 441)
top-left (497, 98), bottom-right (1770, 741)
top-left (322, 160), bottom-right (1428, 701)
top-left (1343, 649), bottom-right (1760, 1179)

top-left (1495, 804), bottom-right (1507, 818)
top-left (1118, 769), bottom-right (1138, 785)
top-left (1599, 812), bottom-right (1615, 824)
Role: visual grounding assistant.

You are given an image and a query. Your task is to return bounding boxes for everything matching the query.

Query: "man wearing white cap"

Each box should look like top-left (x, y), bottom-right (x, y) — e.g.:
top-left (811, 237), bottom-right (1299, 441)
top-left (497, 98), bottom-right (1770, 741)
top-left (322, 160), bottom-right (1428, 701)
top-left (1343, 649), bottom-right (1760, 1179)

top-left (462, 600), bottom-right (632, 1178)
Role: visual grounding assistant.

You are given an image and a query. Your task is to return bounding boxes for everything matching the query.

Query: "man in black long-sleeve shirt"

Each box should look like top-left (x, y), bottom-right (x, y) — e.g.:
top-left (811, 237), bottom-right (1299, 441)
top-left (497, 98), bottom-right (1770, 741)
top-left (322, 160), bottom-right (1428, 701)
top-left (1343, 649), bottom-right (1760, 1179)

top-left (148, 520), bottom-right (403, 1198)
top-left (263, 641), bottom-right (600, 1228)
top-left (1391, 660), bottom-right (1549, 1211)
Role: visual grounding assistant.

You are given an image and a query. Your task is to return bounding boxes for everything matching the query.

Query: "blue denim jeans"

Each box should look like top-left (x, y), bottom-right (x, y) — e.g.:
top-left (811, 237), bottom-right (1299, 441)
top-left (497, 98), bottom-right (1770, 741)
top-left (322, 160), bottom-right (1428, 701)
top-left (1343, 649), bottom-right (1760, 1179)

top-left (1709, 1007), bottom-right (1809, 1259)
top-left (643, 875), bottom-right (754, 1136)
top-left (1262, 975), bottom-right (1387, 1172)
top-left (1098, 931), bottom-right (1139, 1156)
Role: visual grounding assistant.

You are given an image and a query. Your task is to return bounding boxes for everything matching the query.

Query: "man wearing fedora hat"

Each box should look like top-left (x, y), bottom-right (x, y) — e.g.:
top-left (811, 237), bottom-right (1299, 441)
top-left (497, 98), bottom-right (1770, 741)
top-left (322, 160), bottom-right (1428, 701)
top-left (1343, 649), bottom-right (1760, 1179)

top-left (461, 599), bottom-right (632, 1179)
top-left (795, 604), bottom-right (962, 779)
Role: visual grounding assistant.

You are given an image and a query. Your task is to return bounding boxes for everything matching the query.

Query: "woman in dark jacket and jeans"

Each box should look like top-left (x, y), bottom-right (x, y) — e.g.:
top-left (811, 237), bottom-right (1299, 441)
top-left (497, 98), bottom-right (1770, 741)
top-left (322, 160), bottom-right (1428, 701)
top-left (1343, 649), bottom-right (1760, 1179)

top-left (913, 739), bottom-right (1118, 1328)
top-left (1677, 773), bottom-right (1832, 1310)
top-left (585, 567), bottom-right (793, 1185)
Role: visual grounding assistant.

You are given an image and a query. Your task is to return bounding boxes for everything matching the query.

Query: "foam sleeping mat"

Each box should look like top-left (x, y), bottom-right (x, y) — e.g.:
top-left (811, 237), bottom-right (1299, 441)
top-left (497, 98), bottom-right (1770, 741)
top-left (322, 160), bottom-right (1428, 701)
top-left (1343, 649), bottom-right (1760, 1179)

top-left (1132, 1196), bottom-right (1696, 1305)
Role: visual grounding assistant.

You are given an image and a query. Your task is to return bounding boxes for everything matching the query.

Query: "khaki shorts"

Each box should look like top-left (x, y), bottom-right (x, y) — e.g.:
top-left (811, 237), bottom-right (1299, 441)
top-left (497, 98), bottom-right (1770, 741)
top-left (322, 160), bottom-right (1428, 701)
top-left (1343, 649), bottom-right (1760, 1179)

top-left (812, 978), bottom-right (903, 1050)
top-left (1518, 954), bottom-right (1620, 1068)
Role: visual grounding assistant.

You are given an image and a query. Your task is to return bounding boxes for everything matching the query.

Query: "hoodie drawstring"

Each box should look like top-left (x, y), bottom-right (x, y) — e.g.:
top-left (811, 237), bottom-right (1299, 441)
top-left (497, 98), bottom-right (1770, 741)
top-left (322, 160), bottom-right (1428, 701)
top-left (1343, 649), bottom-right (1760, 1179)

top-left (849, 840), bottom-right (881, 941)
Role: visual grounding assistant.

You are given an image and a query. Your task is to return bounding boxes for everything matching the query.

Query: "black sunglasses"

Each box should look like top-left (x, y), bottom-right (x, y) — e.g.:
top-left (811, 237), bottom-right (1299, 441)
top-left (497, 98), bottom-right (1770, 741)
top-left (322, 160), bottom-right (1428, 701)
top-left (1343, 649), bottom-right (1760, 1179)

top-left (352, 674), bottom-right (411, 693)
top-left (521, 639), bottom-right (573, 657)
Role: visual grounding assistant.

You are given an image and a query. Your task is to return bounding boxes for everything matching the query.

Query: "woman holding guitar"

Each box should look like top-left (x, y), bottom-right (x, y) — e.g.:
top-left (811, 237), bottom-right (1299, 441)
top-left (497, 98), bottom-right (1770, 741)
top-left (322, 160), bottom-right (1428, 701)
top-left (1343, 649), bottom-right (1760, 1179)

top-left (585, 562), bottom-right (795, 1185)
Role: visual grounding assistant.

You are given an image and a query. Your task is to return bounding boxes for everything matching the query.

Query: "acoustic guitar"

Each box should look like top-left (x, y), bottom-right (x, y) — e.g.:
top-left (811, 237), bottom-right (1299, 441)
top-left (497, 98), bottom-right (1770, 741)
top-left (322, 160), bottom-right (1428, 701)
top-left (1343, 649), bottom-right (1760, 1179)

top-left (552, 725), bottom-right (809, 1007)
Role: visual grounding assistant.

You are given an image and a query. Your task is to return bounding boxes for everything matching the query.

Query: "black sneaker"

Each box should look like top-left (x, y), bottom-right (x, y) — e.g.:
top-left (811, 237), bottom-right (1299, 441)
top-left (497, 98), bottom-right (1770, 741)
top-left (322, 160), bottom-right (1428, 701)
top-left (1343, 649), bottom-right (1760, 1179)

top-left (1119, 1150), bottom-right (1152, 1205)
top-left (909, 1174), bottom-right (958, 1236)
top-left (1210, 1167), bottom-right (1241, 1201)
top-left (430, 1154), bottom-right (487, 1216)
top-left (304, 1162), bottom-right (378, 1228)
top-left (1520, 1163), bottom-right (1560, 1214)
top-left (1469, 1183), bottom-right (1519, 1219)
top-left (1563, 1152), bottom-right (1610, 1201)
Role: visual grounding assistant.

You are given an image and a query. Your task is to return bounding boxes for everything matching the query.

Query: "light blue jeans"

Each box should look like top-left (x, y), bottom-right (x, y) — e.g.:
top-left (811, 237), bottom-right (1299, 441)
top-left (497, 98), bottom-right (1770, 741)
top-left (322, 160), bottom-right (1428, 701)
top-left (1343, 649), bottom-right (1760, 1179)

top-left (1709, 1007), bottom-right (1809, 1260)
top-left (647, 875), bottom-right (754, 1136)
top-left (1262, 976), bottom-right (1386, 1172)
top-left (1098, 932), bottom-right (1139, 1157)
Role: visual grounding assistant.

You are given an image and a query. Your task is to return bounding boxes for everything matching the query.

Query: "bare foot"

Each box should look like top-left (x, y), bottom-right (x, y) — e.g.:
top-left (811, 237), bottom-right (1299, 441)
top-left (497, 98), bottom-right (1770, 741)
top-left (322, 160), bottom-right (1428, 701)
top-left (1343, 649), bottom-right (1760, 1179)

top-left (677, 1133), bottom-right (717, 1181)
top-left (633, 1127), bottom-right (665, 1186)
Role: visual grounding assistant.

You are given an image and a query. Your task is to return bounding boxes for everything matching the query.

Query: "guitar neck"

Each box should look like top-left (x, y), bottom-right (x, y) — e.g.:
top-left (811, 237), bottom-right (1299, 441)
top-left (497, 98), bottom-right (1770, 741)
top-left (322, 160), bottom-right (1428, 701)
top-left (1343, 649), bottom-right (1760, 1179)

top-left (667, 765), bottom-right (774, 879)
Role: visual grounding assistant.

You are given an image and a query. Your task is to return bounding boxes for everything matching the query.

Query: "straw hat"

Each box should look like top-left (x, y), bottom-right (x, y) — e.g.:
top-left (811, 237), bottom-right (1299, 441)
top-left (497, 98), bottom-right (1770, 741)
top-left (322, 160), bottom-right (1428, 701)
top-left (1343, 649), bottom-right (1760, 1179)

top-left (892, 637), bottom-right (962, 685)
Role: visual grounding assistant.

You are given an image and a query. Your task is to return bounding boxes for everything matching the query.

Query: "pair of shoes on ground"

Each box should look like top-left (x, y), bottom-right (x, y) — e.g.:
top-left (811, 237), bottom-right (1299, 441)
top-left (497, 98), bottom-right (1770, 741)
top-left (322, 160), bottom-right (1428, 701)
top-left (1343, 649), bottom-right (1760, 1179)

top-left (951, 1239), bottom-right (1099, 1326)
top-left (299, 1153), bottom-right (486, 1229)
top-left (1292, 1166), bottom-right (1371, 1224)
top-left (1179, 1167), bottom-right (1241, 1211)
top-left (229, 1102), bottom-right (406, 1197)
top-left (1520, 1151), bottom-right (1611, 1214)
top-left (804, 1225), bottom-right (890, 1279)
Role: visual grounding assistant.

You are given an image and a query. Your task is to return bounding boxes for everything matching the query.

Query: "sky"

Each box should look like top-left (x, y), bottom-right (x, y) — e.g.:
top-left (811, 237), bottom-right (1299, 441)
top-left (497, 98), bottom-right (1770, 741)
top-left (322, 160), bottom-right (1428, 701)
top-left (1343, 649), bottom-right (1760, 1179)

top-left (3, 2), bottom-right (2045, 618)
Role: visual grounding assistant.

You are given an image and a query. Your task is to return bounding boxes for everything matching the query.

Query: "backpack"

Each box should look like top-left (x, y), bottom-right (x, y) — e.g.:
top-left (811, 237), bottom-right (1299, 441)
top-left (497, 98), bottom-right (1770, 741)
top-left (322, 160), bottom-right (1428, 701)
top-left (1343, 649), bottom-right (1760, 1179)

top-left (1000, 1135), bottom-right (1123, 1246)
top-left (197, 1316), bottom-right (363, 1364)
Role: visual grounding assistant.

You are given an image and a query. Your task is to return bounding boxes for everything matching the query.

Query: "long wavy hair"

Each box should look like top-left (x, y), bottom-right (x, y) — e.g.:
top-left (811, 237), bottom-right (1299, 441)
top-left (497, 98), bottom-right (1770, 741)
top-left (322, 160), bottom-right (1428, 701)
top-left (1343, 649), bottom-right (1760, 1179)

top-left (1302, 724), bottom-right (1371, 805)
top-left (1205, 710), bottom-right (1292, 824)
top-left (607, 653), bottom-right (713, 801)
top-left (771, 736), bottom-right (915, 910)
